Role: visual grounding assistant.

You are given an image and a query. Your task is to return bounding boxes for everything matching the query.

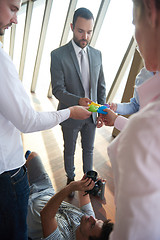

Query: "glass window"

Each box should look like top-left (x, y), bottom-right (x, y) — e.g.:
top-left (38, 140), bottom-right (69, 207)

top-left (2, 0), bottom-right (135, 102)
top-left (22, 0), bottom-right (45, 90)
top-left (13, 4), bottom-right (27, 72)
top-left (95, 0), bottom-right (134, 102)
top-left (76, 0), bottom-right (101, 18)
top-left (36, 0), bottom-right (70, 96)
top-left (113, 60), bottom-right (133, 103)
top-left (36, 0), bottom-right (101, 96)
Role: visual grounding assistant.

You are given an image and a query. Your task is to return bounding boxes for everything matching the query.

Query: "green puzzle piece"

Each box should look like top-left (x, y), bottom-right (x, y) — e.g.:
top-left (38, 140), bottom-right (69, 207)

top-left (88, 105), bottom-right (99, 112)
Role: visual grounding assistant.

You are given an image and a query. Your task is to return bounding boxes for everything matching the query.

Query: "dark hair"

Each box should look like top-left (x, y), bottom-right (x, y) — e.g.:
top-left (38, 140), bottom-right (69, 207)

top-left (132, 0), bottom-right (160, 9)
top-left (72, 7), bottom-right (94, 29)
top-left (156, 0), bottom-right (160, 8)
top-left (89, 219), bottom-right (114, 240)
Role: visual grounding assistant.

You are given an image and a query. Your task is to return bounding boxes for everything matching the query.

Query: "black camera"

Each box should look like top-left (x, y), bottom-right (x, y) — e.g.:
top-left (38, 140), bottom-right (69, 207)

top-left (85, 170), bottom-right (105, 200)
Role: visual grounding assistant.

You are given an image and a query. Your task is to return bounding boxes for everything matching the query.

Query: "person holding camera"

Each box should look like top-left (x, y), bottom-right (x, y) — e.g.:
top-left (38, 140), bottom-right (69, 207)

top-left (26, 151), bottom-right (113, 240)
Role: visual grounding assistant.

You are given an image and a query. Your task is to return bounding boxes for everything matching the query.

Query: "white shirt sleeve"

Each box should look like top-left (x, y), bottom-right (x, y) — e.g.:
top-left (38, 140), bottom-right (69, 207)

top-left (0, 46), bottom-right (70, 133)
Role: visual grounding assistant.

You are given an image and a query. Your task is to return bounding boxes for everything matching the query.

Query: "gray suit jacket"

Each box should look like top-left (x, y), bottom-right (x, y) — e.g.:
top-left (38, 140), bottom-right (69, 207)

top-left (50, 40), bottom-right (106, 128)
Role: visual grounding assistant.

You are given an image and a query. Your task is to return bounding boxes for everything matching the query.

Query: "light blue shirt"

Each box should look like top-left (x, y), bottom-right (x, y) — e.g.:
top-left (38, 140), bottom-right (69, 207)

top-left (116, 68), bottom-right (154, 115)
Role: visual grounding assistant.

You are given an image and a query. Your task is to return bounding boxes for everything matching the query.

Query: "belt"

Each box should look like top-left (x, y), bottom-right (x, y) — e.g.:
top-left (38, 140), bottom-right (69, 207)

top-left (0, 165), bottom-right (25, 177)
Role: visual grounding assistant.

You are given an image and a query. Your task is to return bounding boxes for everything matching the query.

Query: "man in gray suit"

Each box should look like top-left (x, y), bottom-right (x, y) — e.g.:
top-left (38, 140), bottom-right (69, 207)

top-left (51, 8), bottom-right (106, 197)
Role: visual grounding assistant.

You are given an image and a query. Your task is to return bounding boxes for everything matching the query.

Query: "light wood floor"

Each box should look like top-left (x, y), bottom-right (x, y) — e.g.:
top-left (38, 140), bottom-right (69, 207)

top-left (22, 92), bottom-right (116, 223)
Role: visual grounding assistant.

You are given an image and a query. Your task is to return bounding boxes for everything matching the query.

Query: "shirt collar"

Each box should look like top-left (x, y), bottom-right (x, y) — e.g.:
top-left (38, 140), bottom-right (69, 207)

top-left (0, 41), bottom-right (3, 48)
top-left (137, 72), bottom-right (160, 109)
top-left (71, 39), bottom-right (88, 55)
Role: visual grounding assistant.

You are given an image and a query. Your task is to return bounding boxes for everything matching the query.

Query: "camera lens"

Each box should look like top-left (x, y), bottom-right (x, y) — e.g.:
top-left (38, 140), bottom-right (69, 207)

top-left (86, 170), bottom-right (97, 182)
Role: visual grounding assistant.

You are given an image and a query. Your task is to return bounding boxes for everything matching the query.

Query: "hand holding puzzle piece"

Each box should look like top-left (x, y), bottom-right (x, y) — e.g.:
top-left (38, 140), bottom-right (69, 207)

top-left (88, 102), bottom-right (109, 114)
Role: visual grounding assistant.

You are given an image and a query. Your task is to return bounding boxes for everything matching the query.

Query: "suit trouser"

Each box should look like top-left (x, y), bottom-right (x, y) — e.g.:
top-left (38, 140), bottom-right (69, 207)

top-left (61, 117), bottom-right (96, 179)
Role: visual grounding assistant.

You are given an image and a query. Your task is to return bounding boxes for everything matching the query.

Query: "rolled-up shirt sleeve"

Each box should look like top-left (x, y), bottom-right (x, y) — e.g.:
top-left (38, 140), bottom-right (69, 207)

top-left (81, 202), bottom-right (95, 218)
top-left (114, 115), bottom-right (128, 131)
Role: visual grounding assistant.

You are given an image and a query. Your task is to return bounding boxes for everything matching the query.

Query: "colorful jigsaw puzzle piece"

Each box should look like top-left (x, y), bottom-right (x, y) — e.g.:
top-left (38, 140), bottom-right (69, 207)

top-left (97, 105), bottom-right (108, 114)
top-left (88, 102), bottom-right (109, 114)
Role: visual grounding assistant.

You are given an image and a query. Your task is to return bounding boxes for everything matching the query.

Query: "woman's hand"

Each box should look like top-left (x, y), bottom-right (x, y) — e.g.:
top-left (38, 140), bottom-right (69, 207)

top-left (100, 108), bottom-right (118, 126)
top-left (96, 115), bottom-right (104, 128)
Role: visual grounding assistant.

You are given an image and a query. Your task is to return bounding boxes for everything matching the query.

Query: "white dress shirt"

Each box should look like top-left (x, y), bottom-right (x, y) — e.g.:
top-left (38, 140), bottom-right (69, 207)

top-left (109, 73), bottom-right (160, 240)
top-left (0, 42), bottom-right (70, 174)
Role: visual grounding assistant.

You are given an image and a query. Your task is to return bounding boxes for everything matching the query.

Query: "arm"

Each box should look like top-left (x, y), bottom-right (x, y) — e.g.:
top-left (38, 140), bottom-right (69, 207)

top-left (78, 175), bottom-right (93, 208)
top-left (115, 98), bottom-right (139, 115)
top-left (101, 108), bottom-right (128, 131)
top-left (69, 106), bottom-right (91, 120)
top-left (0, 51), bottom-right (72, 133)
top-left (109, 97), bottom-right (140, 115)
top-left (114, 68), bottom-right (153, 116)
top-left (40, 178), bottom-right (94, 238)
top-left (51, 51), bottom-right (91, 107)
top-left (0, 52), bottom-right (91, 133)
top-left (109, 114), bottom-right (160, 240)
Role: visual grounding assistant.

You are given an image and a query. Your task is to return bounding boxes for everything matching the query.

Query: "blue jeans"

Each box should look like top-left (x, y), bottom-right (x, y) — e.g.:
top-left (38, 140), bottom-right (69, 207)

top-left (0, 165), bottom-right (29, 240)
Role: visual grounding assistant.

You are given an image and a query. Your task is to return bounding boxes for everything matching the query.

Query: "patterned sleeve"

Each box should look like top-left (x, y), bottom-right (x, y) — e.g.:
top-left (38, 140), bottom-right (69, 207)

top-left (43, 227), bottom-right (63, 240)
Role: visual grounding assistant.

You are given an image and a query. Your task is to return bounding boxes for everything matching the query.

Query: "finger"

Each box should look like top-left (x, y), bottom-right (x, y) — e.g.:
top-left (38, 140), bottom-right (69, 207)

top-left (81, 178), bottom-right (92, 186)
top-left (103, 108), bottom-right (110, 113)
top-left (87, 180), bottom-right (95, 189)
top-left (97, 123), bottom-right (103, 128)
top-left (84, 178), bottom-right (92, 186)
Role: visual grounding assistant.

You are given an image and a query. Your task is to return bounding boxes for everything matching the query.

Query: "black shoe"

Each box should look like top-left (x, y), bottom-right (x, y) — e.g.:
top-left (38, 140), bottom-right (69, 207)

top-left (67, 177), bottom-right (75, 198)
top-left (25, 150), bottom-right (31, 160)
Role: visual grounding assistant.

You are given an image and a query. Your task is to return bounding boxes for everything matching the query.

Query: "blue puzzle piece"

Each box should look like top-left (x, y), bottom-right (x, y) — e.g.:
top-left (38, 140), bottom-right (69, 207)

top-left (97, 106), bottom-right (108, 114)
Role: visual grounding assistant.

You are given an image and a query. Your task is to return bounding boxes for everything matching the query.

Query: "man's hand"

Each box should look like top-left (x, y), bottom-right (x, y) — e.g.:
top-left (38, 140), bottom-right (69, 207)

top-left (101, 108), bottom-right (118, 126)
top-left (109, 102), bottom-right (117, 112)
top-left (69, 106), bottom-right (91, 120)
top-left (75, 174), bottom-right (95, 208)
top-left (79, 98), bottom-right (92, 106)
top-left (68, 177), bottom-right (95, 193)
top-left (96, 115), bottom-right (104, 128)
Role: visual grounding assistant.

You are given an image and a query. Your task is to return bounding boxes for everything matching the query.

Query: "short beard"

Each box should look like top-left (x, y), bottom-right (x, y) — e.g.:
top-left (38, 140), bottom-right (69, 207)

top-left (73, 36), bottom-right (88, 48)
